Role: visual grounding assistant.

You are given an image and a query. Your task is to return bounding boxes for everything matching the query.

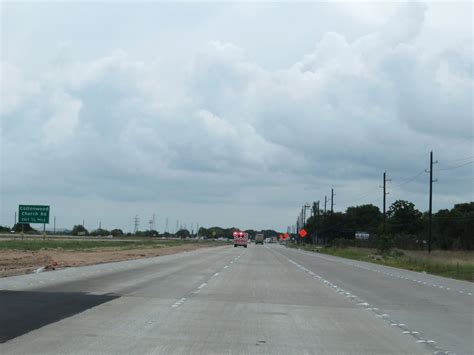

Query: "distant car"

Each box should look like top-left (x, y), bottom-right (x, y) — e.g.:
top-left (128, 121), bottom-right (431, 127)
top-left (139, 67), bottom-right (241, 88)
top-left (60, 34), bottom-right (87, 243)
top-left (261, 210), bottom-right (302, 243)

top-left (10, 230), bottom-right (15, 234)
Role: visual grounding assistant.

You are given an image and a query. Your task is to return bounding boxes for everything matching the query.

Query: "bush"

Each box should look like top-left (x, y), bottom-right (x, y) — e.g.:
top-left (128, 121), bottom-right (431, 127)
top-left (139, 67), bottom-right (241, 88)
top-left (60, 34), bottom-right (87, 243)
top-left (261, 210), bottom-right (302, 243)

top-left (329, 238), bottom-right (377, 249)
top-left (111, 229), bottom-right (124, 237)
top-left (391, 234), bottom-right (423, 250)
top-left (377, 235), bottom-right (393, 254)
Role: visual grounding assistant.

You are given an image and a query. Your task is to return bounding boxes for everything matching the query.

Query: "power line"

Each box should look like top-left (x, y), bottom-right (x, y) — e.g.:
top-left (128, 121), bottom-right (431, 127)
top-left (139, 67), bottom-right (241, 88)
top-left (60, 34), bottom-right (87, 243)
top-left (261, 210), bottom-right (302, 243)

top-left (437, 160), bottom-right (474, 171)
top-left (444, 176), bottom-right (474, 181)
top-left (440, 155), bottom-right (474, 162)
top-left (392, 170), bottom-right (425, 187)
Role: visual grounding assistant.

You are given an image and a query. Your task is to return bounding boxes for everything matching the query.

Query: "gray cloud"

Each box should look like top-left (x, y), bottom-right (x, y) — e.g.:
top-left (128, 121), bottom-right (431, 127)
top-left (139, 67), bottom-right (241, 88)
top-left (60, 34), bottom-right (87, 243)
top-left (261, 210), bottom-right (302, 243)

top-left (1, 1), bottom-right (472, 231)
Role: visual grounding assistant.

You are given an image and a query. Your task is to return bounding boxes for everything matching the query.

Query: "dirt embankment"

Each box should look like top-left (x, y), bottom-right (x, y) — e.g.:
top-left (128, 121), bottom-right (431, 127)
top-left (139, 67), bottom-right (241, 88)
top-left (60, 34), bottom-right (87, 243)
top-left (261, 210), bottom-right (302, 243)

top-left (0, 244), bottom-right (220, 278)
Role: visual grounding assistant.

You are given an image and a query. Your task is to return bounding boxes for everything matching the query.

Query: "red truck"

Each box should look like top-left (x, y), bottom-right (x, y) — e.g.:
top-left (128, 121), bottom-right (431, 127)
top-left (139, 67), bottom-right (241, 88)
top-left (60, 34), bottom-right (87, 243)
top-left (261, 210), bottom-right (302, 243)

top-left (233, 231), bottom-right (248, 248)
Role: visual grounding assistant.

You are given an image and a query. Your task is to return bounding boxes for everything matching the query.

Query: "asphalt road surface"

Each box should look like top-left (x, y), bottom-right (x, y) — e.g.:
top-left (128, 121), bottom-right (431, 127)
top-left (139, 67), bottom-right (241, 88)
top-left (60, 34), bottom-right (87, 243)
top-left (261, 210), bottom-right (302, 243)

top-left (0, 244), bottom-right (472, 354)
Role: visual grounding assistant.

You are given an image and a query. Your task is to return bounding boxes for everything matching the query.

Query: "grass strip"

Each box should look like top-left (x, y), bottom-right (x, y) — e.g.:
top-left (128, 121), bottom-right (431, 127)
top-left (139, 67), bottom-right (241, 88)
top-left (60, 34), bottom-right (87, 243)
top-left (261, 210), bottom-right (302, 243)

top-left (290, 245), bottom-right (473, 282)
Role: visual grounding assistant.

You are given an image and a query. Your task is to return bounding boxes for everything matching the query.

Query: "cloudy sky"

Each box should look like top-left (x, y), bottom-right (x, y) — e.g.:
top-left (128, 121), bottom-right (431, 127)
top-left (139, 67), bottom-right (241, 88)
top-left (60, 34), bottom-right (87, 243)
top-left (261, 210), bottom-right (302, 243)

top-left (1, 1), bottom-right (472, 233)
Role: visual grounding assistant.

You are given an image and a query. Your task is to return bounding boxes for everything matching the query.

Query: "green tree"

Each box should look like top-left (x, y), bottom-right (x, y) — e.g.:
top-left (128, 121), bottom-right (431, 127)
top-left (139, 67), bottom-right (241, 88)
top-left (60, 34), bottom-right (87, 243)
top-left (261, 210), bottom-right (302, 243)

top-left (135, 230), bottom-right (159, 237)
top-left (176, 229), bottom-right (190, 238)
top-left (13, 223), bottom-right (37, 233)
top-left (0, 225), bottom-right (11, 233)
top-left (434, 202), bottom-right (474, 250)
top-left (345, 204), bottom-right (382, 235)
top-left (90, 228), bottom-right (110, 237)
top-left (71, 225), bottom-right (89, 236)
top-left (111, 229), bottom-right (124, 237)
top-left (306, 212), bottom-right (351, 244)
top-left (387, 200), bottom-right (423, 235)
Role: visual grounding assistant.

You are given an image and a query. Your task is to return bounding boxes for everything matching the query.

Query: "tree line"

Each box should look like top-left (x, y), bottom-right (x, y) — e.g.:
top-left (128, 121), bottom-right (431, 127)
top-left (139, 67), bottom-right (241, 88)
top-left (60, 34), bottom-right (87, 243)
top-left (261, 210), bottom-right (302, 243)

top-left (2, 200), bottom-right (470, 251)
top-left (301, 200), bottom-right (473, 251)
top-left (196, 227), bottom-right (278, 240)
top-left (1, 223), bottom-right (280, 241)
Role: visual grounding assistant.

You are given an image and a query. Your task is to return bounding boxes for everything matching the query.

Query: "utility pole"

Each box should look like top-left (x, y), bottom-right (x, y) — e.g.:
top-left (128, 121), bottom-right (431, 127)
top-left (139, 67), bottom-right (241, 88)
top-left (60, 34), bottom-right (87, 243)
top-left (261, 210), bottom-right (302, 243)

top-left (324, 195), bottom-right (328, 213)
top-left (54, 216), bottom-right (56, 234)
top-left (330, 188), bottom-right (334, 214)
top-left (165, 217), bottom-right (169, 233)
top-left (14, 211), bottom-right (17, 227)
top-left (316, 200), bottom-right (320, 244)
top-left (99, 221), bottom-right (101, 230)
top-left (304, 203), bottom-right (311, 225)
top-left (380, 172), bottom-right (391, 230)
top-left (302, 207), bottom-right (305, 228)
top-left (427, 151), bottom-right (437, 254)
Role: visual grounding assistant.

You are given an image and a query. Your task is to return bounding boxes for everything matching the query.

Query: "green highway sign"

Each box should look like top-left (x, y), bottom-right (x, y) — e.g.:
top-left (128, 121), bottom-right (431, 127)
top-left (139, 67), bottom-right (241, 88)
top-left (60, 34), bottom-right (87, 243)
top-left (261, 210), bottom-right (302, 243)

top-left (18, 205), bottom-right (50, 224)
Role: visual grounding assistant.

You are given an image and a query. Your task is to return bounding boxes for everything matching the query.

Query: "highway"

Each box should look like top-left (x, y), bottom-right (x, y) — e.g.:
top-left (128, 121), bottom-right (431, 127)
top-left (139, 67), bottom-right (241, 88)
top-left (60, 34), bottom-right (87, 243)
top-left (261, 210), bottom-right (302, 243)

top-left (0, 244), bottom-right (472, 354)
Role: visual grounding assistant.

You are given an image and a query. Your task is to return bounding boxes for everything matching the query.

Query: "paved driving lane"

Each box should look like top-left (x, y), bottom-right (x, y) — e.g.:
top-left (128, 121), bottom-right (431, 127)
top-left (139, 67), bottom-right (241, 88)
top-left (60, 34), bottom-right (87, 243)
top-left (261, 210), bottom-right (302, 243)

top-left (0, 244), bottom-right (457, 354)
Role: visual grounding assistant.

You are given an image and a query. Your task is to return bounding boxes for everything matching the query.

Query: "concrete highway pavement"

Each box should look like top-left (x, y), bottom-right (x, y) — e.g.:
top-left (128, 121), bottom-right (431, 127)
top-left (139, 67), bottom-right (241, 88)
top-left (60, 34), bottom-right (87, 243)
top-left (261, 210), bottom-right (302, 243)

top-left (271, 245), bottom-right (473, 355)
top-left (0, 244), bottom-right (471, 354)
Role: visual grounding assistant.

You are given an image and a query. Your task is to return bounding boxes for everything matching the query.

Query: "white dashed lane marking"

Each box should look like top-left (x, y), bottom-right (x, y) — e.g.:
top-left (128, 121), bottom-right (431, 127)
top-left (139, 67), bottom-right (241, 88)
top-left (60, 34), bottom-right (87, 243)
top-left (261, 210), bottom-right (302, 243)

top-left (286, 247), bottom-right (473, 297)
top-left (269, 247), bottom-right (453, 355)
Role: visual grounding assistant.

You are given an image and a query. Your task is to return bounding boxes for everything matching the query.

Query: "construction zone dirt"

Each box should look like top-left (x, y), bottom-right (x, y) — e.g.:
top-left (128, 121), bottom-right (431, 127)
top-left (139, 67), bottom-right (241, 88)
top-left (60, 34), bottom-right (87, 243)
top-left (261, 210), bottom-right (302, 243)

top-left (0, 242), bottom-right (224, 277)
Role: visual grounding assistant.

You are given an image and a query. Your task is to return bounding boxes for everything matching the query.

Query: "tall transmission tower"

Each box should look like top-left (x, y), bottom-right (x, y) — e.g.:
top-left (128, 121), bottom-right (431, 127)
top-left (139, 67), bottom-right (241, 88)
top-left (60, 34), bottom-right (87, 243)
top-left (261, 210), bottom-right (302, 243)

top-left (133, 215), bottom-right (140, 234)
top-left (165, 217), bottom-right (169, 233)
top-left (330, 188), bottom-right (335, 214)
top-left (147, 213), bottom-right (156, 231)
